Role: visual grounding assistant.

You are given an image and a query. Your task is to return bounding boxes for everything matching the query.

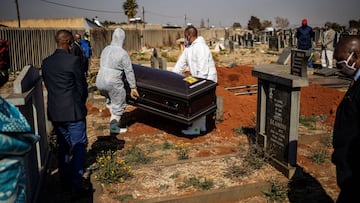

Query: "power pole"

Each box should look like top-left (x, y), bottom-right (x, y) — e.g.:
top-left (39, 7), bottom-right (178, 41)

top-left (15, 0), bottom-right (21, 27)
top-left (142, 6), bottom-right (145, 28)
top-left (184, 14), bottom-right (187, 27)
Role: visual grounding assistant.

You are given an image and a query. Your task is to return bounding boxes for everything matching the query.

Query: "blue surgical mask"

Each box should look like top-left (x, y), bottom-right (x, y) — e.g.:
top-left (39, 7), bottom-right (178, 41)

top-left (336, 52), bottom-right (357, 76)
top-left (184, 35), bottom-right (191, 47)
top-left (184, 38), bottom-right (190, 47)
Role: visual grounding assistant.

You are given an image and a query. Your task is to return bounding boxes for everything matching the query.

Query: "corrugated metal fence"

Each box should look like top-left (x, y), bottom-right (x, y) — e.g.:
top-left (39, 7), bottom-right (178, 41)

top-left (0, 28), bottom-right (186, 73)
top-left (0, 28), bottom-right (83, 72)
top-left (90, 28), bottom-right (184, 56)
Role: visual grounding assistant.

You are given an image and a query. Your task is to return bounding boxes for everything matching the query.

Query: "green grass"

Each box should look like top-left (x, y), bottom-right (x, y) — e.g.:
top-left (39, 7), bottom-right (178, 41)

top-left (177, 175), bottom-right (214, 191)
top-left (263, 179), bottom-right (288, 202)
top-left (120, 145), bottom-right (153, 165)
top-left (309, 146), bottom-right (329, 164)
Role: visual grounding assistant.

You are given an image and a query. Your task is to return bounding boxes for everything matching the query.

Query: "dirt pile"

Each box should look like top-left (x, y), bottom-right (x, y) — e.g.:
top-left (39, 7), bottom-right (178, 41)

top-left (216, 65), bottom-right (344, 132)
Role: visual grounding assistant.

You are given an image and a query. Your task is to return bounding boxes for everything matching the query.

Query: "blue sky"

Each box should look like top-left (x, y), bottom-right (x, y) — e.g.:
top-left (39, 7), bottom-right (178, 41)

top-left (0, 0), bottom-right (359, 28)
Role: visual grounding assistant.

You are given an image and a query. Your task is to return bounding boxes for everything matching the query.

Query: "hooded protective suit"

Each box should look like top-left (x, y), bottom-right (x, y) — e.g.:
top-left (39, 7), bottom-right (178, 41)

top-left (173, 36), bottom-right (217, 83)
top-left (96, 28), bottom-right (137, 127)
top-left (172, 35), bottom-right (217, 135)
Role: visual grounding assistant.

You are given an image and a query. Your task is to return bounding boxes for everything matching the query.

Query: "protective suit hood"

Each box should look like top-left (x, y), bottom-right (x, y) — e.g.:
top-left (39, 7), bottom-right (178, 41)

top-left (111, 28), bottom-right (125, 47)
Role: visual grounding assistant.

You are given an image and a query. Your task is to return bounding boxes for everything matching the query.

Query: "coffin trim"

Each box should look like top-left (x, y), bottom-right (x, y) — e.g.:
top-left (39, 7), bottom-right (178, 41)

top-left (136, 81), bottom-right (217, 99)
top-left (133, 101), bottom-right (217, 124)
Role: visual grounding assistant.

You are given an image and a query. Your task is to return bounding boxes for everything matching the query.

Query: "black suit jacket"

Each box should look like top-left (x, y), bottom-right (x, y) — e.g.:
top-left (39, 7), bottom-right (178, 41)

top-left (70, 41), bottom-right (87, 73)
top-left (42, 49), bottom-right (88, 122)
top-left (332, 79), bottom-right (360, 190)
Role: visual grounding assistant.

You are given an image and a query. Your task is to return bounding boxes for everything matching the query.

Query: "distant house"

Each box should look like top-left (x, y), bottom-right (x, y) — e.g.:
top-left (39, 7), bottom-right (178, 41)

top-left (92, 16), bottom-right (104, 27)
top-left (162, 23), bottom-right (182, 29)
top-left (0, 17), bottom-right (102, 32)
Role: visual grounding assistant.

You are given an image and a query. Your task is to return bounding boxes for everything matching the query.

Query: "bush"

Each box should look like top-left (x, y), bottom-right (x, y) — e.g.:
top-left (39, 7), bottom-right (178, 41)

top-left (177, 175), bottom-right (214, 191)
top-left (94, 150), bottom-right (133, 184)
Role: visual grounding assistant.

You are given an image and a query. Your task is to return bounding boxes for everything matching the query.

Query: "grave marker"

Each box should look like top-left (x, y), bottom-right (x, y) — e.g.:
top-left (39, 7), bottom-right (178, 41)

top-left (252, 63), bottom-right (308, 178)
top-left (268, 36), bottom-right (279, 51)
top-left (290, 49), bottom-right (311, 77)
top-left (276, 47), bottom-right (291, 65)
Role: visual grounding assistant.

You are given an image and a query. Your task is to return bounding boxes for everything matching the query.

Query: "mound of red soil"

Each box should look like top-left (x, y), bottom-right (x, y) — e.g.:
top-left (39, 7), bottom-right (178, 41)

top-left (216, 65), bottom-right (344, 131)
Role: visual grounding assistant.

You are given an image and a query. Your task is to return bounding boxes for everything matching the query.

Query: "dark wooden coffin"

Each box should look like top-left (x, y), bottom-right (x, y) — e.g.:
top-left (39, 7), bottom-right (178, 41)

top-left (125, 64), bottom-right (217, 124)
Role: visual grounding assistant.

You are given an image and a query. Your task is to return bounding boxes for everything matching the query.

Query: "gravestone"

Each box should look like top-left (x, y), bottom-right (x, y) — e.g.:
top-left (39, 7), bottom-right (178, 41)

top-left (150, 56), bottom-right (167, 70)
top-left (2, 65), bottom-right (49, 202)
top-left (290, 49), bottom-right (311, 77)
top-left (314, 67), bottom-right (340, 76)
top-left (276, 48), bottom-right (291, 65)
top-left (150, 55), bottom-right (159, 69)
top-left (268, 36), bottom-right (279, 51)
top-left (252, 64), bottom-right (308, 178)
top-left (158, 57), bottom-right (167, 70)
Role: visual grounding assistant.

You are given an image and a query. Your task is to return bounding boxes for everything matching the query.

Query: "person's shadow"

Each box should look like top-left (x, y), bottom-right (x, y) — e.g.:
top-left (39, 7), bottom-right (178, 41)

top-left (78, 135), bottom-right (126, 203)
top-left (39, 133), bottom-right (125, 203)
top-left (241, 127), bottom-right (334, 203)
top-left (87, 135), bottom-right (125, 165)
top-left (288, 166), bottom-right (334, 203)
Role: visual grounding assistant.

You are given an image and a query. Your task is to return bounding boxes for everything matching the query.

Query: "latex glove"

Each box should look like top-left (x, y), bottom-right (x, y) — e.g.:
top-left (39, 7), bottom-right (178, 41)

top-left (130, 88), bottom-right (139, 100)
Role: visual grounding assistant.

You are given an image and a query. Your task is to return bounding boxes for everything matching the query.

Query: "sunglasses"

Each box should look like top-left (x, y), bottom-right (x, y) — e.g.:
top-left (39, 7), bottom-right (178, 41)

top-left (336, 52), bottom-right (356, 71)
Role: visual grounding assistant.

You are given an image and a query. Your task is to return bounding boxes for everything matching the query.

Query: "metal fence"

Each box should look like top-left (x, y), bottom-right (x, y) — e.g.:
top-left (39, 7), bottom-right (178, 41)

top-left (0, 28), bottom-right (186, 73)
top-left (0, 28), bottom-right (84, 72)
top-left (90, 28), bottom-right (184, 57)
top-left (1, 27), bottom-right (301, 74)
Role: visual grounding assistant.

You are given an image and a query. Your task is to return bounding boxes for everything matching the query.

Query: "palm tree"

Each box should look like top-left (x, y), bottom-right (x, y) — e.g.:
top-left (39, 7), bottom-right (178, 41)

top-left (123, 0), bottom-right (138, 23)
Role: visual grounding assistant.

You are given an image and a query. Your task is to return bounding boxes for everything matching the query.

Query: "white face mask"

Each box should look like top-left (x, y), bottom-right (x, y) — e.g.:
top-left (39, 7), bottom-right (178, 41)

top-left (336, 52), bottom-right (357, 76)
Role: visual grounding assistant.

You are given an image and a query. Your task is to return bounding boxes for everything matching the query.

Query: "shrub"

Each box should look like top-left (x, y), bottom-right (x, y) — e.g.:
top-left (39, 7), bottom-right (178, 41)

top-left (162, 140), bottom-right (173, 150)
top-left (244, 146), bottom-right (267, 170)
top-left (175, 142), bottom-right (190, 160)
top-left (94, 150), bottom-right (132, 184)
top-left (263, 179), bottom-right (288, 202)
top-left (177, 175), bottom-right (214, 191)
top-left (309, 146), bottom-right (329, 164)
top-left (224, 164), bottom-right (249, 178)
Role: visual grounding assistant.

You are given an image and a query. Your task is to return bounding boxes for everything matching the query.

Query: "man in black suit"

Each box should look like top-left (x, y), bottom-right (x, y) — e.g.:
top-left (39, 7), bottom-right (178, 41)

top-left (42, 30), bottom-right (89, 195)
top-left (332, 36), bottom-right (360, 203)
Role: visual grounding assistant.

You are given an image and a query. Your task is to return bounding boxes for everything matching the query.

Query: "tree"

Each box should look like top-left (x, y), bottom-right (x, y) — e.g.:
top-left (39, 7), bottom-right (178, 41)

top-left (275, 16), bottom-right (289, 29)
top-left (123, 0), bottom-right (138, 23)
top-left (349, 19), bottom-right (360, 29)
top-left (232, 22), bottom-right (242, 28)
top-left (261, 20), bottom-right (272, 29)
top-left (247, 16), bottom-right (261, 31)
top-left (326, 22), bottom-right (342, 33)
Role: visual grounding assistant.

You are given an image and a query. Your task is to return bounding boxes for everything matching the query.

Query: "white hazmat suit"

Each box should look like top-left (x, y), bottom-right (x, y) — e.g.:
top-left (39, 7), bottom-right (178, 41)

top-left (173, 36), bottom-right (217, 83)
top-left (96, 28), bottom-right (139, 134)
top-left (172, 35), bottom-right (217, 135)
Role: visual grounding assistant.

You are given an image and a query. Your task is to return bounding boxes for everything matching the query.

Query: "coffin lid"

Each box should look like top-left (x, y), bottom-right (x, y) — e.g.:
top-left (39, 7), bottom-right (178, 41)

top-left (132, 64), bottom-right (217, 98)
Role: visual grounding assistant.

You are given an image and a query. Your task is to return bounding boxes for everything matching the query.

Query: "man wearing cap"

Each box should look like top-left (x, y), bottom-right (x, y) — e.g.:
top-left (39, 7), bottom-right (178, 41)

top-left (296, 18), bottom-right (315, 68)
